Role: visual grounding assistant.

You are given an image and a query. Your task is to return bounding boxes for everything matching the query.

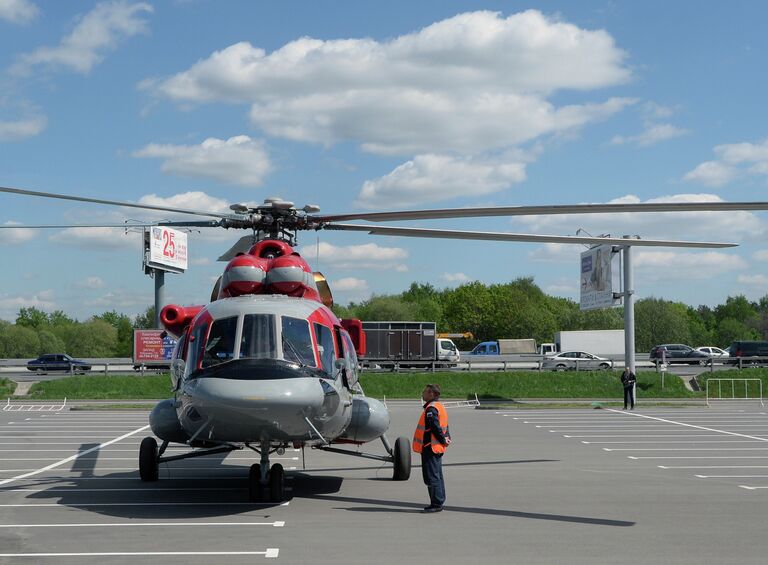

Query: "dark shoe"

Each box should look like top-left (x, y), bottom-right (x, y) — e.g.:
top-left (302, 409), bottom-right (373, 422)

top-left (423, 506), bottom-right (443, 513)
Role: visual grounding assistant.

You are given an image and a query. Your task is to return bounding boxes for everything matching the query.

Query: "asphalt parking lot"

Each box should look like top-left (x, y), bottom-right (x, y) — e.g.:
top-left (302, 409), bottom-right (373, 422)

top-left (1, 400), bottom-right (767, 563)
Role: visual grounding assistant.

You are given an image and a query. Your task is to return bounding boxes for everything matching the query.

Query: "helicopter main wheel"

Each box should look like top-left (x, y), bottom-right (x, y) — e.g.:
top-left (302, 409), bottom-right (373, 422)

top-left (248, 463), bottom-right (262, 502)
top-left (139, 437), bottom-right (159, 482)
top-left (392, 436), bottom-right (411, 481)
top-left (268, 463), bottom-right (285, 502)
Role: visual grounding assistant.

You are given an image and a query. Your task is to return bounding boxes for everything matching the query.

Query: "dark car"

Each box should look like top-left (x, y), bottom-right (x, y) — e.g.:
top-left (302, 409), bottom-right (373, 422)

top-left (27, 354), bottom-right (92, 373)
top-left (725, 341), bottom-right (768, 366)
top-left (649, 344), bottom-right (710, 365)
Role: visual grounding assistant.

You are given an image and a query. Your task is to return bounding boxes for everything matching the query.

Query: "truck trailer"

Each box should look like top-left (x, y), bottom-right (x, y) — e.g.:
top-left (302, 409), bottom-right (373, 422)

top-left (361, 321), bottom-right (460, 368)
top-left (554, 329), bottom-right (625, 356)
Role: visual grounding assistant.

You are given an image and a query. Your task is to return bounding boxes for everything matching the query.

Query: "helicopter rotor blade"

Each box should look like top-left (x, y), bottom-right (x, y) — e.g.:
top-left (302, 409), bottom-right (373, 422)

top-left (315, 201), bottom-right (768, 223)
top-left (0, 185), bottom-right (234, 220)
top-left (0, 220), bottom-right (223, 229)
top-left (326, 223), bottom-right (737, 248)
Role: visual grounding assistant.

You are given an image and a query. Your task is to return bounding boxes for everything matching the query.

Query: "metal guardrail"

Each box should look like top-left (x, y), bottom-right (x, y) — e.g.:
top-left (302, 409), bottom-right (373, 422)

top-left (706, 379), bottom-right (764, 406)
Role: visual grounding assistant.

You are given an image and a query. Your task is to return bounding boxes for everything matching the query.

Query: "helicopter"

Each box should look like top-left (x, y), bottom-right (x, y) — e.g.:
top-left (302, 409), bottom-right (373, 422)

top-left (0, 184), bottom-right (764, 502)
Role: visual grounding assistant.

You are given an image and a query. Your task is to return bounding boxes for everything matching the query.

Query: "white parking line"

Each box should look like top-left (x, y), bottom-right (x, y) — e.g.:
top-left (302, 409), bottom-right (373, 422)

top-left (0, 521), bottom-right (285, 528)
top-left (659, 465), bottom-right (768, 469)
top-left (565, 434), bottom-right (746, 438)
top-left (0, 549), bottom-right (280, 558)
top-left (584, 440), bottom-right (763, 444)
top-left (0, 425), bottom-right (149, 487)
top-left (630, 456), bottom-right (768, 459)
top-left (0, 501), bottom-right (291, 507)
top-left (605, 447), bottom-right (768, 451)
top-left (695, 474), bottom-right (768, 478)
top-left (605, 409), bottom-right (768, 442)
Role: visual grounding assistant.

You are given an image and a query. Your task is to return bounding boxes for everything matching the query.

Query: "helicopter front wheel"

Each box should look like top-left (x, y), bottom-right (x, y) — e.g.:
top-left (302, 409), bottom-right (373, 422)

top-left (139, 436), bottom-right (159, 482)
top-left (392, 436), bottom-right (411, 481)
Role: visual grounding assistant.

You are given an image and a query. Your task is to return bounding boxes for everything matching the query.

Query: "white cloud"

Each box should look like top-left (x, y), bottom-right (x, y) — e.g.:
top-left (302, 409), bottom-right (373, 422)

top-left (684, 139), bottom-right (768, 187)
top-left (753, 250), bottom-right (768, 262)
top-left (356, 154), bottom-right (526, 209)
top-left (683, 161), bottom-right (738, 187)
top-left (611, 123), bottom-right (688, 147)
top-left (133, 135), bottom-right (272, 187)
top-left (332, 277), bottom-right (369, 292)
top-left (515, 193), bottom-right (766, 244)
top-left (150, 10), bottom-right (632, 155)
top-left (50, 227), bottom-right (141, 249)
top-left (0, 115), bottom-right (47, 141)
top-left (0, 0), bottom-right (38, 24)
top-left (0, 221), bottom-right (36, 244)
top-left (738, 274), bottom-right (768, 286)
top-left (0, 290), bottom-right (56, 321)
top-left (440, 272), bottom-right (470, 283)
top-left (546, 281), bottom-right (578, 295)
top-left (635, 250), bottom-right (747, 282)
top-left (136, 190), bottom-right (231, 215)
top-left (528, 243), bottom-right (577, 263)
top-left (76, 276), bottom-right (105, 289)
top-left (12, 1), bottom-right (152, 75)
top-left (299, 242), bottom-right (408, 270)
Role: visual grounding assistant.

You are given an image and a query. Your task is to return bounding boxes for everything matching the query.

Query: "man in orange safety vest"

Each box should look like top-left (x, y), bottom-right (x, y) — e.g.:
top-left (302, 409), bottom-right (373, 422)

top-left (413, 383), bottom-right (451, 513)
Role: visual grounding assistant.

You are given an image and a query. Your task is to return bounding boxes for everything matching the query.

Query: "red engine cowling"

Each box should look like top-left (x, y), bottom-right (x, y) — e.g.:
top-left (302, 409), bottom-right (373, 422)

top-left (218, 239), bottom-right (321, 302)
top-left (160, 304), bottom-right (203, 338)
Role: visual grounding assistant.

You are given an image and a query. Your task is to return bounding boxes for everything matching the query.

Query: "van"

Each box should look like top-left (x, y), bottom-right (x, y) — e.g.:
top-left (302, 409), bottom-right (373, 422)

top-left (436, 338), bottom-right (460, 366)
top-left (726, 340), bottom-right (768, 366)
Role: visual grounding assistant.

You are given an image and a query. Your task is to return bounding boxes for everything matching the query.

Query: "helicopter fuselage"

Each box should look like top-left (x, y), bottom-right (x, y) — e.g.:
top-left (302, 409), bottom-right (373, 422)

top-left (150, 294), bottom-right (389, 449)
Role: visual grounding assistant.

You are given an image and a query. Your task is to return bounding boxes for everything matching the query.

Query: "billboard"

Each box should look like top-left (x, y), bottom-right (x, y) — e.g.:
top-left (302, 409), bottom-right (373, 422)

top-left (133, 330), bottom-right (178, 365)
top-left (146, 226), bottom-right (188, 273)
top-left (580, 244), bottom-right (620, 311)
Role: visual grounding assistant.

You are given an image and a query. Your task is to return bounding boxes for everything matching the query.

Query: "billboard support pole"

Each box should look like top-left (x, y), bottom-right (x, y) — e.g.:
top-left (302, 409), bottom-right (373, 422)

top-left (622, 238), bottom-right (636, 373)
top-left (154, 268), bottom-right (165, 329)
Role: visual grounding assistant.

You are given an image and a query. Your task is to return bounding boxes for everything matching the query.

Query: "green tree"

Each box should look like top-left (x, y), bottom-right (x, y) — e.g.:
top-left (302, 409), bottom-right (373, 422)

top-left (634, 297), bottom-right (693, 352)
top-left (0, 323), bottom-right (41, 357)
top-left (134, 306), bottom-right (156, 329)
top-left (64, 320), bottom-right (118, 357)
top-left (36, 330), bottom-right (66, 355)
top-left (16, 307), bottom-right (50, 329)
top-left (94, 311), bottom-right (134, 356)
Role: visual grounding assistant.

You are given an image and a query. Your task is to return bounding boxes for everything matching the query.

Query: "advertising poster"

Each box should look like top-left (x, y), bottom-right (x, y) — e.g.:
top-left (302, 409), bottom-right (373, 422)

top-left (580, 244), bottom-right (620, 311)
top-left (134, 330), bottom-right (178, 363)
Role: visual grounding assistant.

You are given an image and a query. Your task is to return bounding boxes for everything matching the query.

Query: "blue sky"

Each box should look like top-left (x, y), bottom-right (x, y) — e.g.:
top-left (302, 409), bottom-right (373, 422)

top-left (1, 0), bottom-right (768, 321)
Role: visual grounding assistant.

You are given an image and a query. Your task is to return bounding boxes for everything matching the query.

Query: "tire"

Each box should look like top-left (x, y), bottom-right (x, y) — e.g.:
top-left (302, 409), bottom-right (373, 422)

top-left (139, 437), bottom-right (159, 482)
top-left (268, 463), bottom-right (285, 502)
top-left (248, 463), bottom-right (262, 502)
top-left (599, 363), bottom-right (611, 370)
top-left (555, 364), bottom-right (567, 372)
top-left (697, 359), bottom-right (707, 366)
top-left (392, 436), bottom-right (411, 481)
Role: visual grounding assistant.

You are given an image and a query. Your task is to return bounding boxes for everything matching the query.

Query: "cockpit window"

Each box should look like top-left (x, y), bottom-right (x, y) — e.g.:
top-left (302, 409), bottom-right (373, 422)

top-left (314, 322), bottom-right (336, 377)
top-left (187, 322), bottom-right (209, 371)
top-left (240, 314), bottom-right (276, 359)
top-left (203, 316), bottom-right (238, 368)
top-left (281, 316), bottom-right (316, 367)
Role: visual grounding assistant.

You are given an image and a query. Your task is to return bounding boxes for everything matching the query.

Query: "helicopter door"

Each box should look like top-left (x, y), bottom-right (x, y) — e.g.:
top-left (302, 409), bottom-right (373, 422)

top-left (337, 329), bottom-right (359, 389)
top-left (313, 322), bottom-right (337, 377)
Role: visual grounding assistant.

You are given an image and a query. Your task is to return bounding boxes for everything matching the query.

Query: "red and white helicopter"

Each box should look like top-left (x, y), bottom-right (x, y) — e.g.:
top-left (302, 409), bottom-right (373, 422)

top-left (0, 185), bottom-right (758, 502)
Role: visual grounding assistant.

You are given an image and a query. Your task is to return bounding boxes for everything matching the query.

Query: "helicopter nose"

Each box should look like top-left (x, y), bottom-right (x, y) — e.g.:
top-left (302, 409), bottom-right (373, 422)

top-left (182, 374), bottom-right (332, 440)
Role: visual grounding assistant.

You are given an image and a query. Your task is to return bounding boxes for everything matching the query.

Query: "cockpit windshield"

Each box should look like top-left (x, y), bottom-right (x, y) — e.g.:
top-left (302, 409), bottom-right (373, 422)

top-left (203, 316), bottom-right (238, 368)
top-left (240, 314), bottom-right (277, 359)
top-left (281, 316), bottom-right (316, 367)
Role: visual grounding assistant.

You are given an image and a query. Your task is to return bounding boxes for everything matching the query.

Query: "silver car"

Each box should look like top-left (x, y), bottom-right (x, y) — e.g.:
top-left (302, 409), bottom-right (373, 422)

top-left (542, 351), bottom-right (613, 371)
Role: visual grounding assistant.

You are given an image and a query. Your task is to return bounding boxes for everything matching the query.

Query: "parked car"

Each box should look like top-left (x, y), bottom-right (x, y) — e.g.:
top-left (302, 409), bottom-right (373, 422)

top-left (695, 346), bottom-right (729, 358)
top-left (649, 344), bottom-right (710, 365)
top-left (27, 354), bottom-right (91, 373)
top-left (725, 341), bottom-right (768, 366)
top-left (541, 351), bottom-right (613, 371)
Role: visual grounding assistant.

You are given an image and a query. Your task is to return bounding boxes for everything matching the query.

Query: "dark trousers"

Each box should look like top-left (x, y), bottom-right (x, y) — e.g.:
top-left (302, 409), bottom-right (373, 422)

top-left (421, 448), bottom-right (445, 507)
top-left (624, 384), bottom-right (635, 409)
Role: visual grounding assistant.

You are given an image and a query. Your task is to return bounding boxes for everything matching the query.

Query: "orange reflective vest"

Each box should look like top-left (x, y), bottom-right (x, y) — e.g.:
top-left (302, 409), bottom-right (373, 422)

top-left (413, 401), bottom-right (449, 454)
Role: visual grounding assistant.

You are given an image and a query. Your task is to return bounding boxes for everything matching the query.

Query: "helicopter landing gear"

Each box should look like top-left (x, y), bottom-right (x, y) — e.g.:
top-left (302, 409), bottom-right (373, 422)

top-left (247, 447), bottom-right (286, 502)
top-left (139, 437), bottom-right (159, 482)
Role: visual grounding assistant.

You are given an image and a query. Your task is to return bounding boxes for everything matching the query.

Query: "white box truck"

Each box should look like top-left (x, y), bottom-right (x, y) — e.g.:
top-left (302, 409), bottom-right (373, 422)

top-left (554, 329), bottom-right (625, 356)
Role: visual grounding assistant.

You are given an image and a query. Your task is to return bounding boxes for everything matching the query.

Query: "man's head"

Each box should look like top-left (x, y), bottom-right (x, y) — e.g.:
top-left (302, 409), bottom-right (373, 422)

top-left (422, 383), bottom-right (441, 402)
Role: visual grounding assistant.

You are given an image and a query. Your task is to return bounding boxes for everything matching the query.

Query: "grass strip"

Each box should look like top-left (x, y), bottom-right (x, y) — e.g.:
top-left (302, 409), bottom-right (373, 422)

top-left (359, 370), bottom-right (698, 400)
top-left (26, 374), bottom-right (172, 399)
top-left (0, 378), bottom-right (17, 397)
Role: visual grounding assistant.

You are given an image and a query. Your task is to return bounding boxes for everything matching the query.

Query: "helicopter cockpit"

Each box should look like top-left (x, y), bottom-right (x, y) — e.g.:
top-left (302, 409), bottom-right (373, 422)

top-left (171, 297), bottom-right (359, 388)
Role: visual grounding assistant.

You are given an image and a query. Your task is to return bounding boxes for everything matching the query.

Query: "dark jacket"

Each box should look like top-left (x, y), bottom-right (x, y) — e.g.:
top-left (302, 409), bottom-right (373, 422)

top-left (621, 370), bottom-right (636, 390)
